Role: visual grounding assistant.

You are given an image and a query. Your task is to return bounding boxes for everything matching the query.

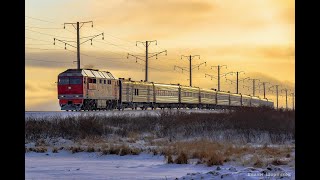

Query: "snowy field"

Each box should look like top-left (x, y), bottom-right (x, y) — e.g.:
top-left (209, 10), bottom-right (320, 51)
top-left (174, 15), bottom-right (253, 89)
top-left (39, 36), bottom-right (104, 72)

top-left (25, 109), bottom-right (224, 119)
top-left (25, 151), bottom-right (294, 180)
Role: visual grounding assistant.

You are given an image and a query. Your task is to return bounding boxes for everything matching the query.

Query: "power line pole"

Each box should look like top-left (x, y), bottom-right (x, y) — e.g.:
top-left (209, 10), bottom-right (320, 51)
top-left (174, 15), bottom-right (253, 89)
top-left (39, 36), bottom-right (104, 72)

top-left (174, 55), bottom-right (206, 87)
top-left (259, 82), bottom-right (270, 99)
top-left (269, 85), bottom-right (280, 110)
top-left (291, 92), bottom-right (295, 110)
top-left (248, 78), bottom-right (260, 96)
top-left (76, 22), bottom-right (80, 70)
top-left (127, 40), bottom-right (167, 82)
top-left (182, 55), bottom-right (200, 86)
top-left (281, 88), bottom-right (290, 110)
top-left (54, 21), bottom-right (104, 69)
top-left (211, 65), bottom-right (227, 91)
top-left (236, 71), bottom-right (245, 94)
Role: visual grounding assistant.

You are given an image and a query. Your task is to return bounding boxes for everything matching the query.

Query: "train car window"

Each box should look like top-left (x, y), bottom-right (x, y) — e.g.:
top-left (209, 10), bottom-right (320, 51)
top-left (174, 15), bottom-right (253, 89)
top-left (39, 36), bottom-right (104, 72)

top-left (89, 78), bottom-right (96, 84)
top-left (70, 78), bottom-right (82, 84)
top-left (134, 89), bottom-right (139, 96)
top-left (99, 79), bottom-right (102, 84)
top-left (104, 80), bottom-right (106, 84)
top-left (58, 78), bottom-right (69, 85)
top-left (108, 80), bottom-right (111, 84)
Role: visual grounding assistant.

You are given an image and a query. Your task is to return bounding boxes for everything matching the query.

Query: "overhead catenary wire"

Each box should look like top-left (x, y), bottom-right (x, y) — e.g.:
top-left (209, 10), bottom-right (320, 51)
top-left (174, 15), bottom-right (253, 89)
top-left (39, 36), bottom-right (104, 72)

top-left (25, 16), bottom-right (57, 24)
top-left (25, 26), bottom-right (62, 29)
top-left (26, 28), bottom-right (75, 39)
top-left (25, 58), bottom-right (73, 64)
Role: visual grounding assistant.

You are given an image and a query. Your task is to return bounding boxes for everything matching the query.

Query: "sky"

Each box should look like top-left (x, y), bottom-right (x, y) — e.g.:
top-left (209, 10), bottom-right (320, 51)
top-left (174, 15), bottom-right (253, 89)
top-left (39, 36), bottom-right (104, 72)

top-left (25, 0), bottom-right (295, 111)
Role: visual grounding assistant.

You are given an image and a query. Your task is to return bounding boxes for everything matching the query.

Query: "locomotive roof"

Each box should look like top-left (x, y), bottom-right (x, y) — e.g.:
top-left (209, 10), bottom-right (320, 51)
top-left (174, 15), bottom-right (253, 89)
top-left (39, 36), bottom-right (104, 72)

top-left (59, 69), bottom-right (116, 79)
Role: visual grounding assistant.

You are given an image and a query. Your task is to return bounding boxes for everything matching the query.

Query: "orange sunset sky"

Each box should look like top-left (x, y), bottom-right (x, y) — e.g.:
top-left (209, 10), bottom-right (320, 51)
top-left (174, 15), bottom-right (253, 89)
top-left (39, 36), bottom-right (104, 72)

top-left (25, 0), bottom-right (294, 111)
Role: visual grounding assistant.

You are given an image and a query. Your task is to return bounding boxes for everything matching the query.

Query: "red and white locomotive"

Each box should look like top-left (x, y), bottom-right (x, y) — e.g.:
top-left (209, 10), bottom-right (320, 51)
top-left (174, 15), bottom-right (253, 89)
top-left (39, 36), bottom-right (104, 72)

top-left (57, 68), bottom-right (274, 111)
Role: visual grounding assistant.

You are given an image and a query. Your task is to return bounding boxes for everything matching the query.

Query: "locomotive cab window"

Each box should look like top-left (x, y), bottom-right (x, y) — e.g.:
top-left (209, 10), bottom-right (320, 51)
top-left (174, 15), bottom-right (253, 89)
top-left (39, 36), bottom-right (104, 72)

top-left (58, 78), bottom-right (69, 85)
top-left (70, 78), bottom-right (82, 84)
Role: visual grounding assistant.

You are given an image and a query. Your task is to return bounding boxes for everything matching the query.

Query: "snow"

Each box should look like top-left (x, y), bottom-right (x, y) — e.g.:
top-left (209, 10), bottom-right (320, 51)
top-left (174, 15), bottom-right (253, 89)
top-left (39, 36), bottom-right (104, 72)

top-left (25, 151), bottom-right (295, 180)
top-left (25, 109), bottom-right (224, 119)
top-left (25, 151), bottom-right (213, 180)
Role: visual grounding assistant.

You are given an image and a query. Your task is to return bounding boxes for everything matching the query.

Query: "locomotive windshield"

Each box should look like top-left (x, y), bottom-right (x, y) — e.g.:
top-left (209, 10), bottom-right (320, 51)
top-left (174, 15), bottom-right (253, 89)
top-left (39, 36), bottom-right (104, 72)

top-left (58, 77), bottom-right (82, 85)
top-left (70, 78), bottom-right (82, 84)
top-left (58, 78), bottom-right (69, 85)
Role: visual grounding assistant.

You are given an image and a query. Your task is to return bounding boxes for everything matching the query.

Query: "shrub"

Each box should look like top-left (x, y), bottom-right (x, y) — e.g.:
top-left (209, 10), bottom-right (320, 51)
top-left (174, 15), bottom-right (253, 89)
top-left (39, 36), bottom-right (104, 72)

top-left (34, 146), bottom-right (47, 153)
top-left (174, 152), bottom-right (188, 164)
top-left (252, 155), bottom-right (264, 168)
top-left (271, 159), bottom-right (288, 166)
top-left (52, 147), bottom-right (58, 153)
top-left (167, 154), bottom-right (174, 164)
top-left (86, 146), bottom-right (95, 152)
top-left (70, 146), bottom-right (84, 154)
top-left (119, 145), bottom-right (131, 156)
top-left (206, 152), bottom-right (224, 166)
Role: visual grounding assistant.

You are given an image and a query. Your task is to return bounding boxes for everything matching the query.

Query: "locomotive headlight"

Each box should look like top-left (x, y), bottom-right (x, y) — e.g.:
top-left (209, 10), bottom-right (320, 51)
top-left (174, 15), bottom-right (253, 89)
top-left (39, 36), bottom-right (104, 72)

top-left (75, 95), bottom-right (79, 97)
top-left (61, 95), bottom-right (64, 97)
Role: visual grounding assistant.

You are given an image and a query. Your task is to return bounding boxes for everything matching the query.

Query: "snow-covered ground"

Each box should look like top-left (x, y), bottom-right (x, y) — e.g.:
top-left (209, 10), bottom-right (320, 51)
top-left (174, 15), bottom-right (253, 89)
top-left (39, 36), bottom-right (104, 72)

top-left (25, 151), bottom-right (294, 180)
top-left (25, 109), bottom-right (224, 119)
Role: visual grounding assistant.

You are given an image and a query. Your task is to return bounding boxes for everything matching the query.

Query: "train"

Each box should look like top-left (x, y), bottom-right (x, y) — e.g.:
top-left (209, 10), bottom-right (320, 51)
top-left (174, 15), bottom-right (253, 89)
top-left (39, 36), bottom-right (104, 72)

top-left (57, 68), bottom-right (274, 111)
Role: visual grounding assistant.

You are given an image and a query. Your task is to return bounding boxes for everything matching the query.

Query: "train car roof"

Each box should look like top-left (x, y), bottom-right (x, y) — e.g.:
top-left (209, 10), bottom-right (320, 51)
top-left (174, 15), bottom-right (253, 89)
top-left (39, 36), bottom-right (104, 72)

top-left (217, 91), bottom-right (230, 95)
top-left (59, 69), bottom-right (116, 79)
top-left (199, 88), bottom-right (217, 93)
top-left (230, 93), bottom-right (241, 97)
top-left (251, 96), bottom-right (260, 100)
top-left (180, 85), bottom-right (200, 90)
top-left (154, 83), bottom-right (180, 87)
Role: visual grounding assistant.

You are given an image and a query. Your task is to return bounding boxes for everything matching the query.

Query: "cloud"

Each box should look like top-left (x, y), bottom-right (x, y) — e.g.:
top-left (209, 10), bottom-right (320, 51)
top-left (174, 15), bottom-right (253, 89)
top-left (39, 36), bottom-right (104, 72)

top-left (90, 0), bottom-right (215, 39)
top-left (204, 44), bottom-right (295, 60)
top-left (25, 82), bottom-right (38, 91)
